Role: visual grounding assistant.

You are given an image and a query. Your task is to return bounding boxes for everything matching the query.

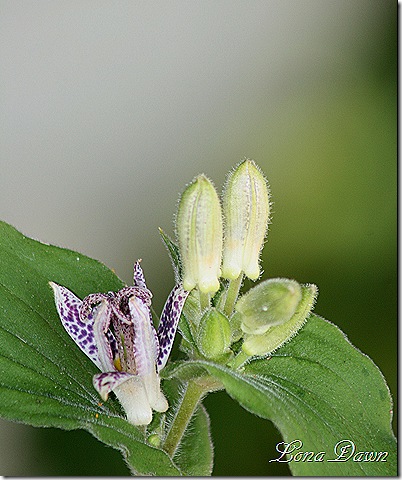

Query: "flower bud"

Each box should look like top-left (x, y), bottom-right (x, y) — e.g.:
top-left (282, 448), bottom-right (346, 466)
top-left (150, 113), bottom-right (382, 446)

top-left (236, 278), bottom-right (302, 335)
top-left (197, 308), bottom-right (231, 360)
top-left (241, 283), bottom-right (318, 356)
top-left (148, 434), bottom-right (162, 448)
top-left (176, 174), bottom-right (223, 294)
top-left (222, 159), bottom-right (270, 281)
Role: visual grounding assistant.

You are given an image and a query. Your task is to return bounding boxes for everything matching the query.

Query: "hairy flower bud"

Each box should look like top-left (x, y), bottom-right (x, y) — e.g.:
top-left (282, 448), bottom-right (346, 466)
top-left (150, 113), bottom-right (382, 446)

top-left (236, 278), bottom-right (302, 335)
top-left (222, 159), bottom-right (270, 281)
top-left (176, 174), bottom-right (223, 294)
top-left (241, 283), bottom-right (318, 356)
top-left (197, 308), bottom-right (231, 360)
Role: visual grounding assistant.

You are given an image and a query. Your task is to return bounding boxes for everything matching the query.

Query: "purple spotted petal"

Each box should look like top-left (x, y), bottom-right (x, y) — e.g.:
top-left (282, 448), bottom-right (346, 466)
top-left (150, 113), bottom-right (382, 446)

top-left (128, 296), bottom-right (159, 376)
top-left (79, 292), bottom-right (110, 323)
top-left (93, 371), bottom-right (132, 401)
top-left (117, 286), bottom-right (152, 308)
top-left (133, 260), bottom-right (147, 289)
top-left (50, 282), bottom-right (101, 369)
top-left (106, 329), bottom-right (118, 360)
top-left (157, 285), bottom-right (190, 371)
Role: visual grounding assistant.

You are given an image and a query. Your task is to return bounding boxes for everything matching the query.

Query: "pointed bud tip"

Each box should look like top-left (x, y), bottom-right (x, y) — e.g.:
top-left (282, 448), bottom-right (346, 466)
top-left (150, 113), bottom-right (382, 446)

top-left (195, 173), bottom-right (210, 184)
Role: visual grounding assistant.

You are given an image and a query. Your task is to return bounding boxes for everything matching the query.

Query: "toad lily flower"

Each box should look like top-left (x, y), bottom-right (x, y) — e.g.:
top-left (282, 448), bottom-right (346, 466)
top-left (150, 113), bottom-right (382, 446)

top-left (50, 260), bottom-right (189, 426)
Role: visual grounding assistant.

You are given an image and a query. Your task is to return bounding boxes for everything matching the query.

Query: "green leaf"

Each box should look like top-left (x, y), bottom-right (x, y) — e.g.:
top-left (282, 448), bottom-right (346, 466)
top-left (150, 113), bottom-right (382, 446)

top-left (158, 227), bottom-right (182, 283)
top-left (0, 221), bottom-right (209, 476)
top-left (165, 315), bottom-right (397, 476)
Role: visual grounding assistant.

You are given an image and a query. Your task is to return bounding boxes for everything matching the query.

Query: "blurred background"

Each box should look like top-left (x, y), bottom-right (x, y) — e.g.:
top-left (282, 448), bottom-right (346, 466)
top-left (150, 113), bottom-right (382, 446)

top-left (0, 0), bottom-right (396, 475)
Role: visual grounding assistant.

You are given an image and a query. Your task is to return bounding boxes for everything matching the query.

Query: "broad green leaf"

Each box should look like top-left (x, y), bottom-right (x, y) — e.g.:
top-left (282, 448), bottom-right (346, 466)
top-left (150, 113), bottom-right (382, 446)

top-left (0, 221), bottom-right (210, 476)
top-left (165, 315), bottom-right (397, 476)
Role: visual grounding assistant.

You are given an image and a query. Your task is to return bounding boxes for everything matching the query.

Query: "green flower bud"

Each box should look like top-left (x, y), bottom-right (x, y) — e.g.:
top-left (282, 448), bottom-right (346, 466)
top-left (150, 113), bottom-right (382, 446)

top-left (222, 159), bottom-right (270, 281)
top-left (236, 278), bottom-right (302, 335)
top-left (148, 433), bottom-right (162, 448)
top-left (197, 308), bottom-right (231, 360)
top-left (242, 283), bottom-right (318, 356)
top-left (176, 175), bottom-right (223, 294)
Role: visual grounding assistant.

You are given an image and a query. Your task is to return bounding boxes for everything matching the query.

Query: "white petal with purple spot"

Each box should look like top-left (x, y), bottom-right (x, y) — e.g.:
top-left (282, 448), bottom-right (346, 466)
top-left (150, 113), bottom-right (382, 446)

top-left (157, 285), bottom-right (189, 371)
top-left (133, 260), bottom-right (147, 289)
top-left (49, 282), bottom-right (101, 369)
top-left (93, 371), bottom-right (132, 401)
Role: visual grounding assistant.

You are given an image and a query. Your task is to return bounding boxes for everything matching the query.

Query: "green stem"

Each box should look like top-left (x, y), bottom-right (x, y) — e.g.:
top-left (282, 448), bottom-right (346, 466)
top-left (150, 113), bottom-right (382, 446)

top-left (163, 380), bottom-right (206, 457)
top-left (199, 290), bottom-right (210, 311)
top-left (223, 274), bottom-right (243, 317)
top-left (227, 350), bottom-right (250, 369)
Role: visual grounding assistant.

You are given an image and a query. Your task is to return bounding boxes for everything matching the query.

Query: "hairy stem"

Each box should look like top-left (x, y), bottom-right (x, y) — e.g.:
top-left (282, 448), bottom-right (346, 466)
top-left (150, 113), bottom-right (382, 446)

top-left (163, 380), bottom-right (206, 457)
top-left (223, 274), bottom-right (243, 317)
top-left (227, 350), bottom-right (250, 369)
top-left (199, 290), bottom-right (210, 311)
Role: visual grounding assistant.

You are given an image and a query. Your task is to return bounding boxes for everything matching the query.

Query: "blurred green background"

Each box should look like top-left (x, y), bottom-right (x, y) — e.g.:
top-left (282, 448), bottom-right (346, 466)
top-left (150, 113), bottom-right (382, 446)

top-left (0, 1), bottom-right (396, 476)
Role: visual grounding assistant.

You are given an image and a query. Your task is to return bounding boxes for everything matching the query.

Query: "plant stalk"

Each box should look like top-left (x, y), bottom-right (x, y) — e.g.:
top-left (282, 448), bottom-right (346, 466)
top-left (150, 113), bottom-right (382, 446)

top-left (199, 290), bottom-right (210, 311)
top-left (223, 274), bottom-right (243, 317)
top-left (163, 380), bottom-right (206, 457)
top-left (227, 350), bottom-right (250, 370)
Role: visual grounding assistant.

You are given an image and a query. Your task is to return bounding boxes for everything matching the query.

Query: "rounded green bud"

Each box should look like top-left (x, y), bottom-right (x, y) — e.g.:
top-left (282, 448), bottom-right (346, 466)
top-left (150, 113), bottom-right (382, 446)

top-left (222, 159), bottom-right (270, 281)
top-left (176, 175), bottom-right (223, 294)
top-left (148, 433), bottom-right (162, 448)
top-left (236, 278), bottom-right (302, 335)
top-left (197, 308), bottom-right (231, 360)
top-left (242, 283), bottom-right (318, 356)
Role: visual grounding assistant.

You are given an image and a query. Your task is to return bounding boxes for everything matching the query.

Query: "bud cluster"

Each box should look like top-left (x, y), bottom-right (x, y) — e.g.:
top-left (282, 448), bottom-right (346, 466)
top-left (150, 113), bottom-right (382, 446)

top-left (176, 159), bottom-right (270, 296)
top-left (167, 159), bottom-right (317, 364)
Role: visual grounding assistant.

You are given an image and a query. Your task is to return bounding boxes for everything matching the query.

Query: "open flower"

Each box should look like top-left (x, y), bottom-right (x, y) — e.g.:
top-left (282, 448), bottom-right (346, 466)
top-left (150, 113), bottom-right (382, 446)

top-left (50, 260), bottom-right (189, 426)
